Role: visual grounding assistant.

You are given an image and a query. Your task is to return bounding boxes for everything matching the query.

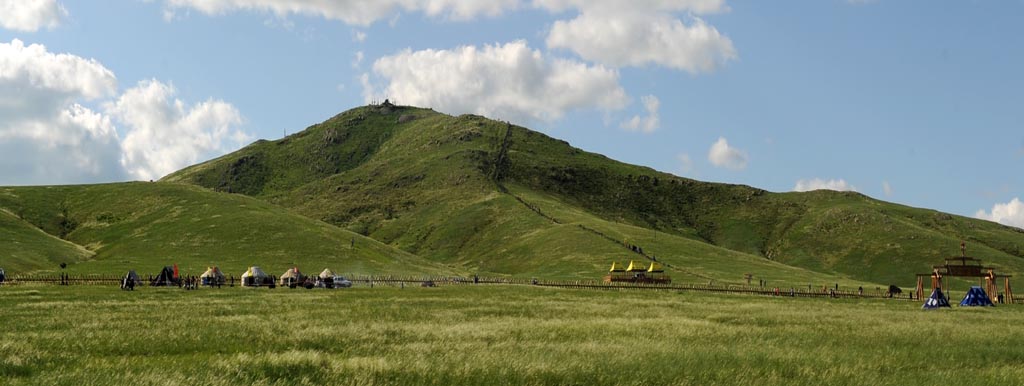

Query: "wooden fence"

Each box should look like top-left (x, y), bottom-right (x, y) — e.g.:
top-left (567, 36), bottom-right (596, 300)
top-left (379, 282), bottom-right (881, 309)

top-left (3, 273), bottom-right (1018, 304)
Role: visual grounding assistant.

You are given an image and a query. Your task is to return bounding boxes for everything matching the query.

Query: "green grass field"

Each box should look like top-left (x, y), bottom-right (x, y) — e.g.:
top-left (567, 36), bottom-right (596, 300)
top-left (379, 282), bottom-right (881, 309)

top-left (1, 284), bottom-right (1021, 385)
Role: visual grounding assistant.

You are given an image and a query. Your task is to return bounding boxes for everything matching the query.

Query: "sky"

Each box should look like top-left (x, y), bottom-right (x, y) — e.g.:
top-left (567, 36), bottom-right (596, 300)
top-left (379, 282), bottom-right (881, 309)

top-left (0, 0), bottom-right (1022, 228)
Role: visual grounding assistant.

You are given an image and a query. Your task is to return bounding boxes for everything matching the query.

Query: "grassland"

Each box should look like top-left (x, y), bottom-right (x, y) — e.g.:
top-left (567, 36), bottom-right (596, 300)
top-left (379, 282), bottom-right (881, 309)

top-left (0, 183), bottom-right (451, 277)
top-left (1, 284), bottom-right (1021, 386)
top-left (0, 208), bottom-right (93, 272)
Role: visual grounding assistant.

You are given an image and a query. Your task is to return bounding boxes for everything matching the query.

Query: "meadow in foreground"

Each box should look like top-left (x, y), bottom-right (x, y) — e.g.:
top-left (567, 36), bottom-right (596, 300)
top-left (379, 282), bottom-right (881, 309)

top-left (1, 284), bottom-right (1022, 385)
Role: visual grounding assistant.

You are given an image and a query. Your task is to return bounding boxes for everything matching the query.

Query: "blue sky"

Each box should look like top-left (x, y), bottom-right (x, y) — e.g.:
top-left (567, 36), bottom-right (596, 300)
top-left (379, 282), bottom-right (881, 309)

top-left (0, 0), bottom-right (1022, 227)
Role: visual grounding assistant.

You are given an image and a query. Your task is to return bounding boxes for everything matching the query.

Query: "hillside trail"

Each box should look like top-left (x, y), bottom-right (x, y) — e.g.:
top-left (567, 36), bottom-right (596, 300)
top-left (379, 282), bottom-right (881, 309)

top-left (488, 123), bottom-right (710, 281)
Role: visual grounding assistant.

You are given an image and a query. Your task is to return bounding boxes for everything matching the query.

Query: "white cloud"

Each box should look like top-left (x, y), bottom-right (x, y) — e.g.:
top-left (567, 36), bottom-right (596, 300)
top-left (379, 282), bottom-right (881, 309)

top-left (975, 198), bottom-right (1024, 229)
top-left (882, 181), bottom-right (893, 197)
top-left (0, 39), bottom-right (117, 104)
top-left (676, 153), bottom-right (693, 175)
top-left (707, 137), bottom-right (747, 170)
top-left (546, 11), bottom-right (736, 73)
top-left (620, 95), bottom-right (660, 133)
top-left (161, 0), bottom-right (736, 73)
top-left (0, 39), bottom-right (249, 184)
top-left (793, 178), bottom-right (857, 192)
top-left (0, 39), bottom-right (123, 184)
top-left (163, 0), bottom-right (519, 26)
top-left (0, 0), bottom-right (66, 32)
top-left (365, 40), bottom-right (628, 123)
top-left (106, 79), bottom-right (249, 181)
top-left (531, 0), bottom-right (728, 15)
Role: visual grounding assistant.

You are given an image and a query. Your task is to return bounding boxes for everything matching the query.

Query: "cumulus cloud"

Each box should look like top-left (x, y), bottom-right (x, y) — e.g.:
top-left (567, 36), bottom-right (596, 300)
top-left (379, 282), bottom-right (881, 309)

top-left (620, 95), bottom-right (660, 133)
top-left (546, 11), bottom-right (736, 73)
top-left (707, 137), bottom-right (747, 170)
top-left (0, 39), bottom-right (249, 184)
top-left (0, 0), bottom-right (66, 32)
top-left (793, 178), bottom-right (858, 192)
top-left (0, 39), bottom-right (123, 184)
top-left (161, 0), bottom-right (736, 73)
top-left (163, 0), bottom-right (519, 26)
top-left (365, 40), bottom-right (628, 123)
top-left (540, 0), bottom-right (725, 13)
top-left (107, 79), bottom-right (249, 181)
top-left (975, 198), bottom-right (1024, 229)
top-left (882, 181), bottom-right (893, 197)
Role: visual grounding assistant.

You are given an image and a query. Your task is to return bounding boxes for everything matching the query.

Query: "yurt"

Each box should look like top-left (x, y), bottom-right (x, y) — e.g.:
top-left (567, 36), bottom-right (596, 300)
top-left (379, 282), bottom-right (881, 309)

top-left (279, 267), bottom-right (306, 287)
top-left (316, 268), bottom-right (352, 288)
top-left (241, 266), bottom-right (271, 287)
top-left (200, 266), bottom-right (226, 286)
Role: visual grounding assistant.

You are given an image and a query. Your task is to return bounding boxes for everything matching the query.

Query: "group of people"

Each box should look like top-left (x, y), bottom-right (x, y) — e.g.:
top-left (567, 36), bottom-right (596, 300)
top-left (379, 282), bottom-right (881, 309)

top-left (179, 276), bottom-right (206, 290)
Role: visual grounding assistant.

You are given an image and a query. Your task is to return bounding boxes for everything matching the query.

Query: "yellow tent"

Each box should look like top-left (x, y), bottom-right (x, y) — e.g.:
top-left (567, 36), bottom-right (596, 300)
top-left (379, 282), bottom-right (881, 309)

top-left (626, 260), bottom-right (646, 272)
top-left (609, 262), bottom-right (626, 273)
top-left (647, 262), bottom-right (664, 273)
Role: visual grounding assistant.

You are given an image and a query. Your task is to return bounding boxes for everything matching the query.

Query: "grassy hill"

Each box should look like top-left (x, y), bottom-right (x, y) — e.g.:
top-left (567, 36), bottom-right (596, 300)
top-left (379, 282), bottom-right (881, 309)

top-left (0, 183), bottom-right (451, 278)
top-left (0, 205), bottom-right (93, 273)
top-left (162, 103), bottom-right (1024, 287)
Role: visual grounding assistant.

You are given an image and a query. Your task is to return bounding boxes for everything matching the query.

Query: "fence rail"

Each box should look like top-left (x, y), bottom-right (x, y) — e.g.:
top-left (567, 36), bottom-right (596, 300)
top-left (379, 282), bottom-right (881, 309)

top-left (1, 273), bottom-right (1016, 304)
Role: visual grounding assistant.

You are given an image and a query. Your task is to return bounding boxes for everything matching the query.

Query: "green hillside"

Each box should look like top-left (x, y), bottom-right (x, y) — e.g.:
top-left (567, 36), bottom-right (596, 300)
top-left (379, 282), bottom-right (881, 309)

top-left (0, 183), bottom-right (451, 277)
top-left (0, 204), bottom-right (93, 273)
top-left (162, 103), bottom-right (1024, 287)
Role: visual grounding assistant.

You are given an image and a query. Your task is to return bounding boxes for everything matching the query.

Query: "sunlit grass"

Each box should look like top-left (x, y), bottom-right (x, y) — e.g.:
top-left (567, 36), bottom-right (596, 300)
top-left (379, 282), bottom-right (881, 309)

top-left (1, 285), bottom-right (1022, 385)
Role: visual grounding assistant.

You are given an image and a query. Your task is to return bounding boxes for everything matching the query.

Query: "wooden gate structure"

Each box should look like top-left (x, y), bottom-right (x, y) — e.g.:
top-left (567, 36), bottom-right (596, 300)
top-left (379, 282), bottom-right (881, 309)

top-left (915, 242), bottom-right (1014, 303)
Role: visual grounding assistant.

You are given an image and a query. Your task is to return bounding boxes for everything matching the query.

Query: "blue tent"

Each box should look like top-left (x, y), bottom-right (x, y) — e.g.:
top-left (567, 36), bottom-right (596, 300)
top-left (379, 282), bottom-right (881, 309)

top-left (959, 286), bottom-right (995, 307)
top-left (922, 288), bottom-right (951, 309)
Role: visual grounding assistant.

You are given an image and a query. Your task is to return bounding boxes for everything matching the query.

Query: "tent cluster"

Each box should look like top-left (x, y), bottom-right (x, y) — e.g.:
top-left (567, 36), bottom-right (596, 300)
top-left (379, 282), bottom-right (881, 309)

top-left (277, 267), bottom-right (352, 289)
top-left (604, 260), bottom-right (670, 284)
top-left (116, 265), bottom-right (354, 290)
top-left (237, 266), bottom-right (352, 289)
top-left (922, 286), bottom-right (995, 309)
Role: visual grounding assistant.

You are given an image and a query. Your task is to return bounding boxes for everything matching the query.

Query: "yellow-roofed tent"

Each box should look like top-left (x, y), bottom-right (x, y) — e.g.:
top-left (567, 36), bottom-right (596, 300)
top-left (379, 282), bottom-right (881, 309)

top-left (647, 262), bottom-right (664, 273)
top-left (626, 260), bottom-right (647, 272)
top-left (609, 262), bottom-right (626, 273)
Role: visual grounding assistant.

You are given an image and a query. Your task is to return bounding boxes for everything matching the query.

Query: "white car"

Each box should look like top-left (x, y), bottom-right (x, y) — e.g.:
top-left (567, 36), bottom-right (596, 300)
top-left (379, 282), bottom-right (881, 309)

top-left (315, 275), bottom-right (353, 288)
